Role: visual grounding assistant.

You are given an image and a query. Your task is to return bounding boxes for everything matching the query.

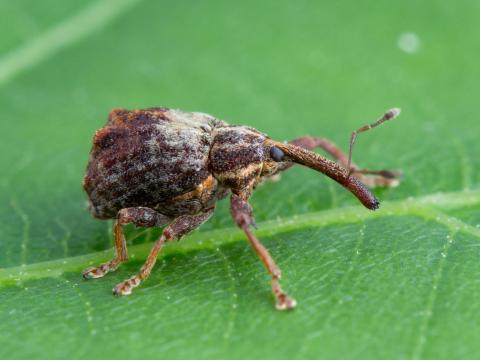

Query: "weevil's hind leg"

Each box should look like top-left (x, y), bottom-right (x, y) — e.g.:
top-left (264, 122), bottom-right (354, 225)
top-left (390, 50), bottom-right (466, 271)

top-left (230, 193), bottom-right (296, 310)
top-left (289, 136), bottom-right (401, 188)
top-left (83, 207), bottom-right (170, 279)
top-left (112, 207), bottom-right (215, 296)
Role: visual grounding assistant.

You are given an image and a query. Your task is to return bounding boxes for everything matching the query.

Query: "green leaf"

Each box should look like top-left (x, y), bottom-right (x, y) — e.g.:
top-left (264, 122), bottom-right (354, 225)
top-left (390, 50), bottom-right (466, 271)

top-left (1, 0), bottom-right (479, 359)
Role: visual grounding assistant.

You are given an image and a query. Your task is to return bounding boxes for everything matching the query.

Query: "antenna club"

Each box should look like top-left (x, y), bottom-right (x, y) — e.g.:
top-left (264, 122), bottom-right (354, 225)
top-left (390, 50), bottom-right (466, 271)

top-left (386, 108), bottom-right (401, 120)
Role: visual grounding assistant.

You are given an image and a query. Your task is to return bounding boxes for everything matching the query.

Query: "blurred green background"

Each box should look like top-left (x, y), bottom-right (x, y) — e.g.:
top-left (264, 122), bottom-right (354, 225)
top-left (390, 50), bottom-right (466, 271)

top-left (1, 0), bottom-right (480, 359)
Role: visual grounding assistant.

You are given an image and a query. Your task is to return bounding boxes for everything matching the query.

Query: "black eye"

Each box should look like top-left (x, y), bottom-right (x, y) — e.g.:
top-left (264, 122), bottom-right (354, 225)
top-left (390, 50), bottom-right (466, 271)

top-left (270, 146), bottom-right (285, 162)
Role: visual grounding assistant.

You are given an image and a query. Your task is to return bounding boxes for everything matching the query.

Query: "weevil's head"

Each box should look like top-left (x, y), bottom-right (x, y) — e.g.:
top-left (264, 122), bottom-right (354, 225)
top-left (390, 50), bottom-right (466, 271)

top-left (210, 126), bottom-right (379, 210)
top-left (259, 141), bottom-right (293, 179)
top-left (209, 125), bottom-right (310, 192)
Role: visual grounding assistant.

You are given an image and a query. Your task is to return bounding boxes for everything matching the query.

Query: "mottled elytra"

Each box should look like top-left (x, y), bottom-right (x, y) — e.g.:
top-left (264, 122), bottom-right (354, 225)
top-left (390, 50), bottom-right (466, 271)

top-left (82, 107), bottom-right (401, 310)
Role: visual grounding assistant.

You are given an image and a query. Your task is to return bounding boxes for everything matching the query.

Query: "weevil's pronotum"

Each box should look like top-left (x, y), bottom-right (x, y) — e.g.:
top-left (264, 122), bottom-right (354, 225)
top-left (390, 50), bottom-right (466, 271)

top-left (82, 107), bottom-right (401, 310)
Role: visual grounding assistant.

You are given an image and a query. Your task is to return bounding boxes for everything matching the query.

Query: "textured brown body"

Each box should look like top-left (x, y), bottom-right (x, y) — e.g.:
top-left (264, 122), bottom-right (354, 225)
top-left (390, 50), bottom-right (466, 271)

top-left (82, 107), bottom-right (400, 310)
top-left (83, 108), bottom-right (262, 219)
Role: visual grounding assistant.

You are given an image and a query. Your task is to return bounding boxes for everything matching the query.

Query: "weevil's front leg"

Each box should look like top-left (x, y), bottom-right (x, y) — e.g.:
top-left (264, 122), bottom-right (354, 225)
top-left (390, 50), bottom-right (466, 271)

top-left (83, 207), bottom-right (170, 279)
top-left (230, 193), bottom-right (296, 310)
top-left (289, 136), bottom-right (401, 188)
top-left (112, 207), bottom-right (215, 296)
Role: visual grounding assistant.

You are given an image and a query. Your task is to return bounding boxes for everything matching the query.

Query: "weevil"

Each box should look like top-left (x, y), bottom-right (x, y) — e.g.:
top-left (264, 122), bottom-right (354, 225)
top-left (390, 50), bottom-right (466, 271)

top-left (82, 107), bottom-right (401, 310)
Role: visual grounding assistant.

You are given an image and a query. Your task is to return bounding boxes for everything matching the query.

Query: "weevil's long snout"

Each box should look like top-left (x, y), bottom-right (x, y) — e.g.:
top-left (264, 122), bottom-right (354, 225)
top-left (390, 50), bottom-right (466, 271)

top-left (272, 141), bottom-right (379, 210)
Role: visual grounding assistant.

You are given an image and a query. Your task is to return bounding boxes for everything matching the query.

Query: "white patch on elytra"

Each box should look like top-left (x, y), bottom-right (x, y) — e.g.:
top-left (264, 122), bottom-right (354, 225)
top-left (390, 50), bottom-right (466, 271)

top-left (145, 138), bottom-right (160, 152)
top-left (150, 119), bottom-right (212, 171)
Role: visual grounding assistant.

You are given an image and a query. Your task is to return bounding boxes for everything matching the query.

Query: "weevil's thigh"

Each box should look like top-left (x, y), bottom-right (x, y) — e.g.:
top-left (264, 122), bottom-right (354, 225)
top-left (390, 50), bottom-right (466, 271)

top-left (155, 175), bottom-right (227, 217)
top-left (117, 207), bottom-right (171, 227)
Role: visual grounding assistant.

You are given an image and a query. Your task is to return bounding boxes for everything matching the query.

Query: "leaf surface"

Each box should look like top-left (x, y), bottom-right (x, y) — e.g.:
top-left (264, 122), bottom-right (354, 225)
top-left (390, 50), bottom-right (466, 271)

top-left (1, 0), bottom-right (480, 359)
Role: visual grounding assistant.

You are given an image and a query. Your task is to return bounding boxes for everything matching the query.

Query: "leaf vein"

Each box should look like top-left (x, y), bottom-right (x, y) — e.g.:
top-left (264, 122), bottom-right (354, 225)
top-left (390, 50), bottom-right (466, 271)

top-left (2, 189), bottom-right (480, 285)
top-left (0, 0), bottom-right (143, 87)
top-left (411, 229), bottom-right (456, 360)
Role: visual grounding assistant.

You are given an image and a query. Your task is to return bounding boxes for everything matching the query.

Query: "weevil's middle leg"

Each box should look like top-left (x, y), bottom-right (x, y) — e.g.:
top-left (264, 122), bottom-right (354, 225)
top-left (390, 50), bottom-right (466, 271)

top-left (112, 207), bottom-right (215, 296)
top-left (230, 194), bottom-right (296, 310)
top-left (289, 136), bottom-right (401, 188)
top-left (83, 207), bottom-right (170, 279)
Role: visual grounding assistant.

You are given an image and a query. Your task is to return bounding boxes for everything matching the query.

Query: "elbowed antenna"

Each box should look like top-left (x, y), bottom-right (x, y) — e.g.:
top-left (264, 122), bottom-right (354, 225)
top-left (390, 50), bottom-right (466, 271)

top-left (347, 108), bottom-right (401, 173)
top-left (270, 141), bottom-right (380, 210)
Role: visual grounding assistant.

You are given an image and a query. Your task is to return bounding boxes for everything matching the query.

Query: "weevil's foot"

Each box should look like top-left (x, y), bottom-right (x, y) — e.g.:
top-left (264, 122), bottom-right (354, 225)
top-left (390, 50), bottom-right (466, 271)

top-left (83, 265), bottom-right (110, 279)
top-left (83, 259), bottom-right (121, 279)
top-left (275, 293), bottom-right (297, 311)
top-left (376, 169), bottom-right (403, 179)
top-left (353, 169), bottom-right (403, 189)
top-left (272, 278), bottom-right (296, 310)
top-left (375, 170), bottom-right (402, 188)
top-left (112, 276), bottom-right (141, 296)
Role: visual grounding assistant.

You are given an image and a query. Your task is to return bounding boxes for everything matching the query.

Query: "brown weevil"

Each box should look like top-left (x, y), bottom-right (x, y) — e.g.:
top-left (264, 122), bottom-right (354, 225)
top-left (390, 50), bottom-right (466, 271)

top-left (82, 107), bottom-right (401, 310)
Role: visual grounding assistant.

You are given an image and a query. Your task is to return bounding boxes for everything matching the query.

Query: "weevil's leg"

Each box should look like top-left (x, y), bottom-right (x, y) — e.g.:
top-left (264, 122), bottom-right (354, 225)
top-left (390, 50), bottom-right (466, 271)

top-left (230, 193), bottom-right (296, 310)
top-left (289, 136), bottom-right (401, 188)
top-left (112, 207), bottom-right (215, 296)
top-left (83, 207), bottom-right (170, 279)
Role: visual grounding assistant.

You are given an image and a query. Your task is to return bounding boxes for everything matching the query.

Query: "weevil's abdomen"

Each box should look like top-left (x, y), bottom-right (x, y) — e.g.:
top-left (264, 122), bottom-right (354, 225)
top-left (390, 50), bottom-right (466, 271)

top-left (83, 108), bottom-right (225, 219)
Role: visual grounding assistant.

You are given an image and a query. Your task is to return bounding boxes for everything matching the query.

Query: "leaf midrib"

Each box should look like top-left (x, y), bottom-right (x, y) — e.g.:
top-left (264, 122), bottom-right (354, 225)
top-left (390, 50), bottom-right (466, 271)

top-left (0, 0), bottom-right (143, 87)
top-left (1, 189), bottom-right (479, 285)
